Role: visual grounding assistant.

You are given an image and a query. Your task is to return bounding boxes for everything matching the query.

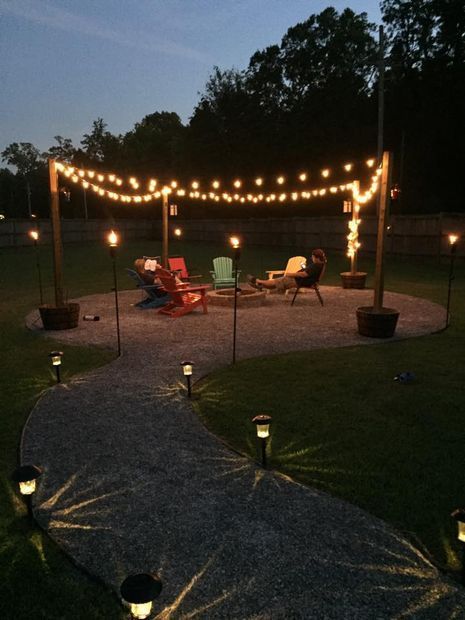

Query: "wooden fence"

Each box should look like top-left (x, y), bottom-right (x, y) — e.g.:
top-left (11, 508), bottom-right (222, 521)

top-left (1, 214), bottom-right (464, 258)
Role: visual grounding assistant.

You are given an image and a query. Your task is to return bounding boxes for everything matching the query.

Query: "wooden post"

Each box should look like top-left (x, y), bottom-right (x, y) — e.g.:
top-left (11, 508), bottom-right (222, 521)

top-left (351, 180), bottom-right (360, 275)
top-left (48, 159), bottom-right (64, 307)
top-left (162, 189), bottom-right (169, 268)
top-left (377, 26), bottom-right (385, 217)
top-left (373, 151), bottom-right (393, 312)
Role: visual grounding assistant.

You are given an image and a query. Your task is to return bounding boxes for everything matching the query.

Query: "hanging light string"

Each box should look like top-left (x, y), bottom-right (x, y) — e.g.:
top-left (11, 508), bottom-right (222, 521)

top-left (55, 159), bottom-right (381, 205)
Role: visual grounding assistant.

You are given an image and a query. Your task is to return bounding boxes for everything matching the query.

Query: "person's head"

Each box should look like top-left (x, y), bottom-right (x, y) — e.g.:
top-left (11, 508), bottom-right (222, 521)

top-left (311, 248), bottom-right (326, 263)
top-left (134, 258), bottom-right (145, 275)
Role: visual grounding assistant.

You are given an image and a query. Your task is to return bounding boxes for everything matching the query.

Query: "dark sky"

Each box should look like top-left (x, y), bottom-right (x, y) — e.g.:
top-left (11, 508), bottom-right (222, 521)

top-left (1, 0), bottom-right (381, 154)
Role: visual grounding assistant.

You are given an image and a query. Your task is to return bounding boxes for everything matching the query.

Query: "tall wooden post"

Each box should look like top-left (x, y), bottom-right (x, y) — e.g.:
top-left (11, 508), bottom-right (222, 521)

top-left (373, 151), bottom-right (393, 312)
top-left (162, 189), bottom-right (169, 268)
top-left (351, 180), bottom-right (360, 275)
top-left (377, 26), bottom-right (385, 217)
top-left (48, 159), bottom-right (64, 307)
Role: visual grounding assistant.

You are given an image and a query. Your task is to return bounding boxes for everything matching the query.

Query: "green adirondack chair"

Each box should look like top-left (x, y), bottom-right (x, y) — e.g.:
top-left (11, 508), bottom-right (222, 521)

top-left (210, 256), bottom-right (240, 289)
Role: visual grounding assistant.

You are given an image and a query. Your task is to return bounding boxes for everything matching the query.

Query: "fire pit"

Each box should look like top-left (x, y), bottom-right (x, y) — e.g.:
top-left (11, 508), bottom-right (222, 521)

top-left (207, 288), bottom-right (266, 307)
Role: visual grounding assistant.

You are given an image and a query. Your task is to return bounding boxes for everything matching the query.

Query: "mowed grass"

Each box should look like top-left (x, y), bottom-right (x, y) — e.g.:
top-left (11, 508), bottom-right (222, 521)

top-left (0, 236), bottom-right (464, 618)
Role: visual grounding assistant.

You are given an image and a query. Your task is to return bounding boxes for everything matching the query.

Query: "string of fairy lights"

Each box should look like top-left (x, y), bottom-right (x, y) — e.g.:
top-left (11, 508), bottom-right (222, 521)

top-left (55, 159), bottom-right (381, 206)
top-left (55, 158), bottom-right (382, 259)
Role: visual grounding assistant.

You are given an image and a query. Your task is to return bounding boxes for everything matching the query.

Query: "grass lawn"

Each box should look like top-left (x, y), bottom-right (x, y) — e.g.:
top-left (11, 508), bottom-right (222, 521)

top-left (0, 236), bottom-right (464, 618)
top-left (193, 247), bottom-right (465, 579)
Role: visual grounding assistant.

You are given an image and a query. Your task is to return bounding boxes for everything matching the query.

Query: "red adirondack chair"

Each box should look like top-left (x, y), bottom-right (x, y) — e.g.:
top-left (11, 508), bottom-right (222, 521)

top-left (156, 267), bottom-right (209, 318)
top-left (168, 257), bottom-right (202, 281)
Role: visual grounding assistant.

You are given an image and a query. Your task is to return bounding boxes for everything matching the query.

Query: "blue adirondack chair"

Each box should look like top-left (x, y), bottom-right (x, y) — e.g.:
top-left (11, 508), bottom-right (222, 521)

top-left (126, 269), bottom-right (169, 309)
top-left (210, 257), bottom-right (240, 289)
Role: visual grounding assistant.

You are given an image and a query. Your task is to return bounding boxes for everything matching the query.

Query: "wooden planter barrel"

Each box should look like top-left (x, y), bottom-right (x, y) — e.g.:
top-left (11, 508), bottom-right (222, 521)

top-left (356, 306), bottom-right (400, 338)
top-left (39, 303), bottom-right (80, 330)
top-left (340, 272), bottom-right (367, 289)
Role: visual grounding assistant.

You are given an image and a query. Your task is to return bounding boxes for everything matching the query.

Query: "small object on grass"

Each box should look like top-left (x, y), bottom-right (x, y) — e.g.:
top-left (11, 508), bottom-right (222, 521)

top-left (394, 371), bottom-right (416, 383)
top-left (83, 315), bottom-right (100, 321)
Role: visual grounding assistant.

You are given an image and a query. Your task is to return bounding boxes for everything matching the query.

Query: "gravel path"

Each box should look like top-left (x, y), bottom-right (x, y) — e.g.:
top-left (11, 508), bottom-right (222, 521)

top-left (22, 286), bottom-right (465, 619)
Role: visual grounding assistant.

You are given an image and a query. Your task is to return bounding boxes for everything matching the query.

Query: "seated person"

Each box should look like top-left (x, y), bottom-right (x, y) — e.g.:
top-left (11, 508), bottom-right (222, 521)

top-left (248, 248), bottom-right (326, 292)
top-left (134, 258), bottom-right (158, 285)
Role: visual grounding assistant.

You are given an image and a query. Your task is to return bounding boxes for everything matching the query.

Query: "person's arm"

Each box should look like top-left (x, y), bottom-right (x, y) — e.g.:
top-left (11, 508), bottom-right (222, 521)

top-left (287, 270), bottom-right (307, 278)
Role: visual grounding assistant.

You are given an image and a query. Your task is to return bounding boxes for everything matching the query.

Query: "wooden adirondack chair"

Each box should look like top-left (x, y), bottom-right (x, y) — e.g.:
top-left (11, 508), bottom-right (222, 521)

top-left (125, 268), bottom-right (168, 309)
top-left (210, 256), bottom-right (241, 289)
top-left (290, 262), bottom-right (327, 307)
top-left (266, 256), bottom-right (306, 296)
top-left (168, 257), bottom-right (202, 282)
top-left (156, 267), bottom-right (209, 318)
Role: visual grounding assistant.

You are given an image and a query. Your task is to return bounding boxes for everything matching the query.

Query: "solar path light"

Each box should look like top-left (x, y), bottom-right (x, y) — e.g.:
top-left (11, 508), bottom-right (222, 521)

top-left (252, 414), bottom-right (272, 469)
top-left (12, 464), bottom-right (42, 518)
top-left (181, 361), bottom-right (193, 398)
top-left (49, 350), bottom-right (63, 383)
top-left (120, 573), bottom-right (162, 619)
top-left (451, 508), bottom-right (465, 584)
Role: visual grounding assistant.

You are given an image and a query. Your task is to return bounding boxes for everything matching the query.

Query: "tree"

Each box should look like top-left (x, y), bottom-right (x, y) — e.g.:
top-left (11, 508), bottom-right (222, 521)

top-left (81, 118), bottom-right (121, 164)
top-left (44, 135), bottom-right (76, 162)
top-left (1, 142), bottom-right (43, 216)
top-left (122, 111), bottom-right (186, 177)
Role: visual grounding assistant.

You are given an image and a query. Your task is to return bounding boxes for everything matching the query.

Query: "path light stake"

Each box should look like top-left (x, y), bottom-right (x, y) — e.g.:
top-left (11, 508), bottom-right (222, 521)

top-left (230, 236), bottom-right (241, 364)
top-left (29, 229), bottom-right (43, 305)
top-left (252, 414), bottom-right (272, 469)
top-left (12, 465), bottom-right (42, 519)
top-left (107, 230), bottom-right (121, 356)
top-left (49, 351), bottom-right (63, 383)
top-left (181, 361), bottom-right (193, 398)
top-left (120, 573), bottom-right (163, 620)
top-left (451, 508), bottom-right (465, 585)
top-left (446, 235), bottom-right (459, 329)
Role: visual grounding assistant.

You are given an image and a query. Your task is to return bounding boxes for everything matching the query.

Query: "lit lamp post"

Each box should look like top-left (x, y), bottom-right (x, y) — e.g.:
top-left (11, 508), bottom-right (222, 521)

top-left (446, 234), bottom-right (459, 328)
top-left (230, 236), bottom-right (241, 364)
top-left (181, 361), bottom-right (193, 398)
top-left (29, 229), bottom-right (43, 305)
top-left (107, 230), bottom-right (121, 356)
top-left (12, 464), bottom-right (42, 518)
top-left (451, 508), bottom-right (465, 584)
top-left (120, 573), bottom-right (163, 620)
top-left (49, 350), bottom-right (63, 383)
top-left (252, 414), bottom-right (272, 469)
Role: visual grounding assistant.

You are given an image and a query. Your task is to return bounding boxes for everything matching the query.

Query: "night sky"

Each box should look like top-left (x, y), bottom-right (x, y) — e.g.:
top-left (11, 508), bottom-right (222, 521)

top-left (1, 0), bottom-right (381, 154)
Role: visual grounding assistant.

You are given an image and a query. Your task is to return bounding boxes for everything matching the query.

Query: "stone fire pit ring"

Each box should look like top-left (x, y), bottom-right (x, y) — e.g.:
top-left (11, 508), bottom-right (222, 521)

top-left (207, 287), bottom-right (267, 307)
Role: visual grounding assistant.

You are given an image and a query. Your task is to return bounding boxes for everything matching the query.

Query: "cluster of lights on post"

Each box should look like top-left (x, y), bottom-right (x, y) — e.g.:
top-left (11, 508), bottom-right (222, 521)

top-left (54, 159), bottom-right (380, 207)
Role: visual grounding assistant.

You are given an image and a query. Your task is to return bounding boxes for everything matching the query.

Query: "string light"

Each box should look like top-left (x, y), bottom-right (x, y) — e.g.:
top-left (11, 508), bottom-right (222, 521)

top-left (54, 158), bottom-right (380, 207)
top-left (366, 158), bottom-right (375, 168)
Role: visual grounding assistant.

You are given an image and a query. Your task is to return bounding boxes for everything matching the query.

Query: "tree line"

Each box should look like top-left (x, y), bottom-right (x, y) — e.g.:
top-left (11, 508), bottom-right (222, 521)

top-left (1, 1), bottom-right (464, 219)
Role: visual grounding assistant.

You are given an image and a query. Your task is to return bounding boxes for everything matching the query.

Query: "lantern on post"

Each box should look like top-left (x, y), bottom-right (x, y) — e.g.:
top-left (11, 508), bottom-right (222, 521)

top-left (120, 573), bottom-right (163, 619)
top-left (446, 234), bottom-right (459, 328)
top-left (229, 236), bottom-right (241, 364)
top-left (181, 361), bottom-right (193, 398)
top-left (252, 414), bottom-right (272, 468)
top-left (12, 464), bottom-right (43, 518)
top-left (29, 229), bottom-right (43, 305)
top-left (49, 351), bottom-right (63, 383)
top-left (107, 230), bottom-right (121, 356)
top-left (390, 184), bottom-right (400, 201)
